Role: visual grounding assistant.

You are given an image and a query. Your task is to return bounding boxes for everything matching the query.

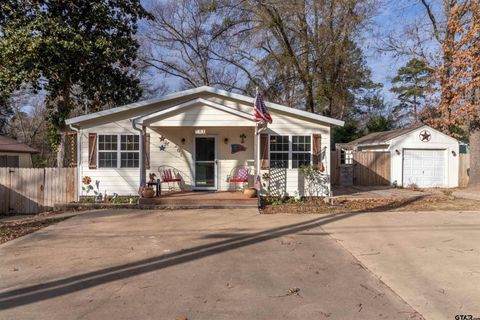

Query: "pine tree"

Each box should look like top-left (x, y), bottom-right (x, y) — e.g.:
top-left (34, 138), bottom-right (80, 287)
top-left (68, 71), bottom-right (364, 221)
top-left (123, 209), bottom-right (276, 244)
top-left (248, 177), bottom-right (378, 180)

top-left (390, 58), bottom-right (432, 124)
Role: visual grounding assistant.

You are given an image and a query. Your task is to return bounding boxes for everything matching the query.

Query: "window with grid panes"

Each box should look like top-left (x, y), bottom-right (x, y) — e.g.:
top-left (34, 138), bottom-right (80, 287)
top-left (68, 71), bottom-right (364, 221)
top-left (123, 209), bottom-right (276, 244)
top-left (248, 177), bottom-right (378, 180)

top-left (120, 135), bottom-right (139, 168)
top-left (98, 135), bottom-right (118, 168)
top-left (98, 134), bottom-right (140, 168)
top-left (292, 136), bottom-right (311, 168)
top-left (269, 135), bottom-right (289, 168)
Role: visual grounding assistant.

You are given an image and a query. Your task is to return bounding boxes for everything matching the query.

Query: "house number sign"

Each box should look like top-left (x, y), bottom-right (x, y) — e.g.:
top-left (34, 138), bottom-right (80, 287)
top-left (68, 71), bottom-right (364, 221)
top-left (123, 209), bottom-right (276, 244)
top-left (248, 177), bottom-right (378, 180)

top-left (195, 129), bottom-right (206, 134)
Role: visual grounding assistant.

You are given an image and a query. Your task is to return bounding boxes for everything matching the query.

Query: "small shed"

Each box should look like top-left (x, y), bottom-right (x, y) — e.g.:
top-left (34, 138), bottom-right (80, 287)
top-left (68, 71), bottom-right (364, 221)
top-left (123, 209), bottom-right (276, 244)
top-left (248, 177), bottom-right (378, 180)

top-left (344, 124), bottom-right (459, 188)
top-left (0, 135), bottom-right (38, 167)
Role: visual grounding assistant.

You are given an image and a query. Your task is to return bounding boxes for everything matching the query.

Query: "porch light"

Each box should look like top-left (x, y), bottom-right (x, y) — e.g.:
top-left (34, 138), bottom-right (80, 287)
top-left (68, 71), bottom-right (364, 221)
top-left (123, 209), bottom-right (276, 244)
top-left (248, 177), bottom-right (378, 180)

top-left (181, 138), bottom-right (186, 145)
top-left (224, 138), bottom-right (229, 144)
top-left (452, 150), bottom-right (457, 156)
top-left (395, 149), bottom-right (400, 155)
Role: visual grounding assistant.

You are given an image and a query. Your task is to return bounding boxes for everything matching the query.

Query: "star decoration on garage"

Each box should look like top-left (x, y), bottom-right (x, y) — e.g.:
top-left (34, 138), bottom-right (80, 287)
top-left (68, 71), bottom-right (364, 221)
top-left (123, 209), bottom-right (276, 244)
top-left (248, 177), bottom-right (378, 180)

top-left (419, 130), bottom-right (431, 142)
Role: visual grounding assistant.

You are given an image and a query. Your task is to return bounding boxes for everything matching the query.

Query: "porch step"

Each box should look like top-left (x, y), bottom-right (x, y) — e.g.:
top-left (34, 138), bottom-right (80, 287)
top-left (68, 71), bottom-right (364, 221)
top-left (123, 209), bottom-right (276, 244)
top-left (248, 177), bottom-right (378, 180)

top-left (138, 197), bottom-right (257, 208)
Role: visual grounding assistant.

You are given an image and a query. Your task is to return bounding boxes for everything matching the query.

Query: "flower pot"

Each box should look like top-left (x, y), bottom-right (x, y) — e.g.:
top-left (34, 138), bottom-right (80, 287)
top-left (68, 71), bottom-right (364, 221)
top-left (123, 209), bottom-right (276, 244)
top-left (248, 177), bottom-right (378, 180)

top-left (142, 187), bottom-right (155, 198)
top-left (243, 187), bottom-right (257, 198)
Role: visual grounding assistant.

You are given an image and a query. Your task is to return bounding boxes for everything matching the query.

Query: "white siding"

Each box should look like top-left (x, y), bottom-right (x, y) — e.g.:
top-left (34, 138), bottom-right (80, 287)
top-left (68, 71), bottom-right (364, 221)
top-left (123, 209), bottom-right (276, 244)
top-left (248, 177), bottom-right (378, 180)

top-left (261, 113), bottom-right (332, 197)
top-left (77, 92), bottom-right (333, 196)
top-left (148, 126), bottom-right (255, 191)
top-left (79, 120), bottom-right (140, 196)
top-left (389, 127), bottom-right (459, 188)
top-left (147, 102), bottom-right (254, 127)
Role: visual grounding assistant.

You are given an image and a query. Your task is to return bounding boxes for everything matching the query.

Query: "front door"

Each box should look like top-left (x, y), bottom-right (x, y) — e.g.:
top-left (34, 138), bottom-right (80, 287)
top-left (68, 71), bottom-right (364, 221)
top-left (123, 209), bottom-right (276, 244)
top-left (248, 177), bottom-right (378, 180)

top-left (194, 136), bottom-right (217, 190)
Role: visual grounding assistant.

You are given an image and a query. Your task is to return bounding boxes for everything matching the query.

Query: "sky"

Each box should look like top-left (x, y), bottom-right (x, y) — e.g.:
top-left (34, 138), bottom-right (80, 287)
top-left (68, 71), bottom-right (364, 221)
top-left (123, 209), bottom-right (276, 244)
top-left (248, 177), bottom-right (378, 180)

top-left (362, 0), bottom-right (438, 105)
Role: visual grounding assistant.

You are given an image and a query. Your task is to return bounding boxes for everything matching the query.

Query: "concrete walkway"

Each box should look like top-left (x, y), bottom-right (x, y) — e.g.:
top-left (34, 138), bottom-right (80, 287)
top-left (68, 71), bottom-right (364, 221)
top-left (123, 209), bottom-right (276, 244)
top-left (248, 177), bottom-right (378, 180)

top-left (322, 210), bottom-right (480, 320)
top-left (0, 209), bottom-right (422, 320)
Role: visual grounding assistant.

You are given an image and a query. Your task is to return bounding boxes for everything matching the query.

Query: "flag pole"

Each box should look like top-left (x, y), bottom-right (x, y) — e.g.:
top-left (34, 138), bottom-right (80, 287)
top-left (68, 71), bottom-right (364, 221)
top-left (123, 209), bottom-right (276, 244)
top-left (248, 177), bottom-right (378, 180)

top-left (255, 88), bottom-right (261, 208)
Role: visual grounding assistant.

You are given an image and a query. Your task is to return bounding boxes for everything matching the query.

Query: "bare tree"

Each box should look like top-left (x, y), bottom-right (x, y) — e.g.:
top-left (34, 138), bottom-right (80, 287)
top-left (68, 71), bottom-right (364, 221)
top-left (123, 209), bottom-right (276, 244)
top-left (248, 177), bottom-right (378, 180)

top-left (140, 0), bottom-right (253, 91)
top-left (244, 0), bottom-right (377, 116)
top-left (7, 91), bottom-right (56, 167)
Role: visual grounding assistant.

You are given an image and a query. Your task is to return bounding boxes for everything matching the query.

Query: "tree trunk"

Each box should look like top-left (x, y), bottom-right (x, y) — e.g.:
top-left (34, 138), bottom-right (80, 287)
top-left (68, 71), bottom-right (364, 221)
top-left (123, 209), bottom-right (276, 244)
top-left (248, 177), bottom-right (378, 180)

top-left (56, 130), bottom-right (66, 168)
top-left (468, 88), bottom-right (480, 189)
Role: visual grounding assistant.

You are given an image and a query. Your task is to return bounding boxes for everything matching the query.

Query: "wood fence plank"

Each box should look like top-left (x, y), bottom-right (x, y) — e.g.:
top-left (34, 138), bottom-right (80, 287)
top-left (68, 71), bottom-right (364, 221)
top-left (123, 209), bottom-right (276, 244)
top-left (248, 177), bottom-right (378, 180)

top-left (459, 153), bottom-right (470, 188)
top-left (352, 151), bottom-right (391, 186)
top-left (0, 167), bottom-right (8, 214)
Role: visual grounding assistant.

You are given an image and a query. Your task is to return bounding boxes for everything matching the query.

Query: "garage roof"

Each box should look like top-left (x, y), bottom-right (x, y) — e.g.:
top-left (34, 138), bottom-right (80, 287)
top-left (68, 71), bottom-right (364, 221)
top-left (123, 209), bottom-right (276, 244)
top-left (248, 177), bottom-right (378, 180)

top-left (0, 135), bottom-right (39, 153)
top-left (346, 124), bottom-right (425, 146)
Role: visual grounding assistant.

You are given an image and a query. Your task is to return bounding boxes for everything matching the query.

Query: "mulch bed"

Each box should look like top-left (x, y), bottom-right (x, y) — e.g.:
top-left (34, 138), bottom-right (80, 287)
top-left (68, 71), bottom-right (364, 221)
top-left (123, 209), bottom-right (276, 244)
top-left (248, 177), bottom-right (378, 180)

top-left (260, 195), bottom-right (480, 214)
top-left (0, 217), bottom-right (69, 244)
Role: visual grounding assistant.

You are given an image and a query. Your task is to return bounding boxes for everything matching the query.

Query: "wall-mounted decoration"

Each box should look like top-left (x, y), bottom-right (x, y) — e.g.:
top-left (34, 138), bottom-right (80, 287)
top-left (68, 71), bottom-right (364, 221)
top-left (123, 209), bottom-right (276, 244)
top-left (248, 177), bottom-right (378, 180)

top-left (175, 145), bottom-right (184, 155)
top-left (159, 136), bottom-right (169, 151)
top-left (231, 144), bottom-right (247, 154)
top-left (240, 133), bottom-right (246, 144)
top-left (419, 130), bottom-right (431, 142)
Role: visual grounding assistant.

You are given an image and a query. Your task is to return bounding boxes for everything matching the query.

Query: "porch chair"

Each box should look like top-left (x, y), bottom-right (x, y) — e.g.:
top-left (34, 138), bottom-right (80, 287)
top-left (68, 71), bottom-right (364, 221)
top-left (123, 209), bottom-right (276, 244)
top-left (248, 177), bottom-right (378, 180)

top-left (158, 165), bottom-right (182, 192)
top-left (227, 165), bottom-right (251, 191)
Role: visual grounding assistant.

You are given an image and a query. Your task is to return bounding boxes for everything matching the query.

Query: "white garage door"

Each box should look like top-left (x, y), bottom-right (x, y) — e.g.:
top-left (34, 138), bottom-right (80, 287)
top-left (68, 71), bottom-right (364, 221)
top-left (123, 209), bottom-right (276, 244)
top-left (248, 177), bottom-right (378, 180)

top-left (403, 149), bottom-right (446, 187)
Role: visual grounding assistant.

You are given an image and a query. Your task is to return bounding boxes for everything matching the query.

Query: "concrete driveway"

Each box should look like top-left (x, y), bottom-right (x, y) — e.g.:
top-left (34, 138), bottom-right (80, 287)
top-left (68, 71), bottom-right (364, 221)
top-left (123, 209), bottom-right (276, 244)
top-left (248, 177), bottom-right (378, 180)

top-left (322, 211), bottom-right (480, 320)
top-left (0, 209), bottom-right (421, 320)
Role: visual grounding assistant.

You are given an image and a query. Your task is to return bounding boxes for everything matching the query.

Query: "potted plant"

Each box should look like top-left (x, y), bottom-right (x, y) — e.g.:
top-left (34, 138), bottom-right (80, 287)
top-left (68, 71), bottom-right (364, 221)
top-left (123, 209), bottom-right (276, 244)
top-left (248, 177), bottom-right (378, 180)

top-left (243, 187), bottom-right (257, 198)
top-left (141, 185), bottom-right (155, 198)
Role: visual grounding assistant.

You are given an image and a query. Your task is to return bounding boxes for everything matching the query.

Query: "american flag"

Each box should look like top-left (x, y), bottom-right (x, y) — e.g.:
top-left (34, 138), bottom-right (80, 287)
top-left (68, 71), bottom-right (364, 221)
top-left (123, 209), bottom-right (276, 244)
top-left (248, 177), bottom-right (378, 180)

top-left (253, 91), bottom-right (272, 124)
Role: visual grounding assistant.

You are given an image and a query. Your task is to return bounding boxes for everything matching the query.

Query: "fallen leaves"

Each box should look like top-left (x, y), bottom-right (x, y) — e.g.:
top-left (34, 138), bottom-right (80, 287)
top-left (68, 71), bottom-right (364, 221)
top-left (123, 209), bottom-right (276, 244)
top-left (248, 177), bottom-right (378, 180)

top-left (260, 195), bottom-right (480, 214)
top-left (0, 217), bottom-right (69, 244)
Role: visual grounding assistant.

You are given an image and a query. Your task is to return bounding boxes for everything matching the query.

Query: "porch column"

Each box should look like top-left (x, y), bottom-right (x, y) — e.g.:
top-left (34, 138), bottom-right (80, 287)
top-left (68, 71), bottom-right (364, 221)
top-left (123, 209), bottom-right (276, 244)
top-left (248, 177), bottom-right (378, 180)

top-left (139, 125), bottom-right (146, 187)
top-left (255, 125), bottom-right (261, 181)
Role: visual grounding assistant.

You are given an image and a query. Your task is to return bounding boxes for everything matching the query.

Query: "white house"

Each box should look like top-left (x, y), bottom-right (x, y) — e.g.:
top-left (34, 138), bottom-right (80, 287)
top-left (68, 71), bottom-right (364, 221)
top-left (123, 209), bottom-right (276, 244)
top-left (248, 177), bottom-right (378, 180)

top-left (66, 86), bottom-right (344, 198)
top-left (343, 124), bottom-right (459, 188)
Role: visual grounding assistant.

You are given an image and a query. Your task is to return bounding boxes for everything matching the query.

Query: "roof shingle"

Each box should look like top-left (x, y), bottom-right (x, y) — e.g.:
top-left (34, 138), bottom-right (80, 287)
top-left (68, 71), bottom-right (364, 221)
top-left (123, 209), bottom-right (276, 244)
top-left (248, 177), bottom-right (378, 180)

top-left (0, 135), bottom-right (39, 153)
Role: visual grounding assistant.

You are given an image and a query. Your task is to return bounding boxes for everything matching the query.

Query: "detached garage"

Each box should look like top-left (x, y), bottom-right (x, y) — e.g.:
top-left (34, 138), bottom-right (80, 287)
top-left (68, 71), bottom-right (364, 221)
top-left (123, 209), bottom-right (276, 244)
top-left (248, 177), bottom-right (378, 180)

top-left (344, 124), bottom-right (459, 188)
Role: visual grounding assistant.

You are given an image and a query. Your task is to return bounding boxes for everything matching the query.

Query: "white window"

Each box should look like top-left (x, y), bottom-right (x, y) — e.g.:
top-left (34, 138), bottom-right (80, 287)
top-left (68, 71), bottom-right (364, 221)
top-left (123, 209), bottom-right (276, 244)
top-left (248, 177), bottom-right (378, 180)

top-left (98, 135), bottom-right (118, 168)
top-left (292, 136), bottom-right (311, 168)
top-left (98, 134), bottom-right (139, 168)
top-left (120, 135), bottom-right (139, 168)
top-left (269, 135), bottom-right (312, 169)
top-left (269, 135), bottom-right (289, 168)
top-left (340, 149), bottom-right (353, 165)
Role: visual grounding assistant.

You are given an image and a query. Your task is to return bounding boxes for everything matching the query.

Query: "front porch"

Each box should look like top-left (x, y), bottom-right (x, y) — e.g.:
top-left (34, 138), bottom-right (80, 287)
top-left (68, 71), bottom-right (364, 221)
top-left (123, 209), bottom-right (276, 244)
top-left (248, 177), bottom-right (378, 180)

top-left (138, 191), bottom-right (257, 208)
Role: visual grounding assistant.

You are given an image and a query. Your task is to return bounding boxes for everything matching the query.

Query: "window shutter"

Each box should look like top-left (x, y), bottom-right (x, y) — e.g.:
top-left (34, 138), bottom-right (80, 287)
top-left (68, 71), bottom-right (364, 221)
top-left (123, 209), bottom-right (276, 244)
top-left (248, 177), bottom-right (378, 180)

top-left (312, 133), bottom-right (322, 168)
top-left (260, 133), bottom-right (269, 169)
top-left (144, 133), bottom-right (150, 170)
top-left (88, 133), bottom-right (97, 169)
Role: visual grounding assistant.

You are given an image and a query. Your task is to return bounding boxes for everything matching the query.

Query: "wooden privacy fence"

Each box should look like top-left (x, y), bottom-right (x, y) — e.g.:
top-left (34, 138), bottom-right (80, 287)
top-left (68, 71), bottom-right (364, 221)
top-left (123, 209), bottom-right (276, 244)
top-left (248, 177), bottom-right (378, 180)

top-left (331, 151), bottom-right (391, 186)
top-left (0, 167), bottom-right (77, 215)
top-left (353, 151), bottom-right (391, 185)
top-left (458, 153), bottom-right (470, 188)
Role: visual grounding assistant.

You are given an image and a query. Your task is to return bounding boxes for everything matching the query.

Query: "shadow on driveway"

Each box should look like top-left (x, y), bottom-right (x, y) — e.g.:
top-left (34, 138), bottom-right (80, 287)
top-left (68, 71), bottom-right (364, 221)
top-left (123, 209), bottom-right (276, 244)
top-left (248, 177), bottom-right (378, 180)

top-left (0, 196), bottom-right (423, 310)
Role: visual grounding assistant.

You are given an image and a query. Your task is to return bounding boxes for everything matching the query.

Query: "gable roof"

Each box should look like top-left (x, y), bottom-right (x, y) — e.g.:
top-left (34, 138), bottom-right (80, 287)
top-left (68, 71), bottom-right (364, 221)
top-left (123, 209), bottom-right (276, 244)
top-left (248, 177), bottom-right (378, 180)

top-left (66, 86), bottom-right (344, 127)
top-left (0, 135), bottom-right (39, 153)
top-left (138, 98), bottom-right (254, 125)
top-left (346, 124), bottom-right (425, 146)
